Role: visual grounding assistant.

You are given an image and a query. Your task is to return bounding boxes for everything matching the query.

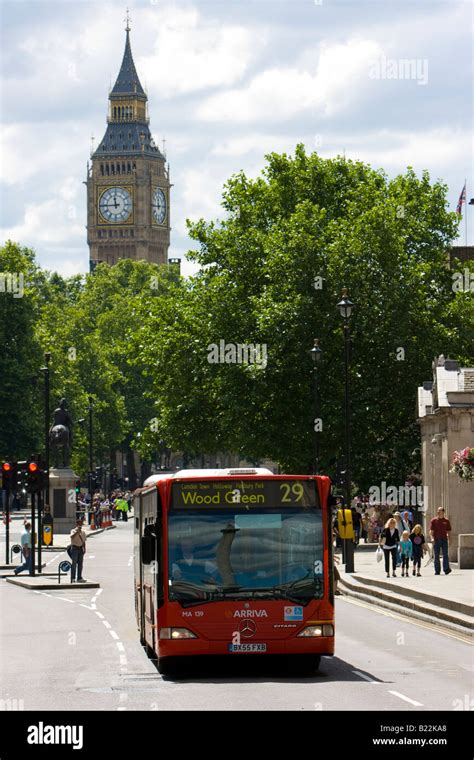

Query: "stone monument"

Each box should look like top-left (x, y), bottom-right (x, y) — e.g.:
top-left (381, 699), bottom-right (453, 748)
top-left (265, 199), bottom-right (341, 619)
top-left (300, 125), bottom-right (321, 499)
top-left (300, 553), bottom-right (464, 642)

top-left (48, 398), bottom-right (78, 534)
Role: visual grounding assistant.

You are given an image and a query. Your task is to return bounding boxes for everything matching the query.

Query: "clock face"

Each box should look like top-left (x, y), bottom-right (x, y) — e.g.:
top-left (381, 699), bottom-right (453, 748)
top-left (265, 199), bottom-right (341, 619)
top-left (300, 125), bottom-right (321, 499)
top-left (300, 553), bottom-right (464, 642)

top-left (99, 187), bottom-right (132, 223)
top-left (152, 187), bottom-right (167, 225)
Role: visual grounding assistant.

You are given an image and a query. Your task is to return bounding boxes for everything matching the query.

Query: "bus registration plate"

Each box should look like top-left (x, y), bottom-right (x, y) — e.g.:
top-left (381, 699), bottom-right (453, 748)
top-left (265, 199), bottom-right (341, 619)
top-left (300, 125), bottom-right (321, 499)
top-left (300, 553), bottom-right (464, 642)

top-left (228, 643), bottom-right (267, 653)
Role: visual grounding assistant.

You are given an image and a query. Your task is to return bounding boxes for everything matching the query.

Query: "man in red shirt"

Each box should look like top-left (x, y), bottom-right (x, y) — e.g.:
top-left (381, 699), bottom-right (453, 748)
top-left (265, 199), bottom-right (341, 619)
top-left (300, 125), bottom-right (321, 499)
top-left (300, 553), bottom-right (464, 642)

top-left (430, 507), bottom-right (452, 575)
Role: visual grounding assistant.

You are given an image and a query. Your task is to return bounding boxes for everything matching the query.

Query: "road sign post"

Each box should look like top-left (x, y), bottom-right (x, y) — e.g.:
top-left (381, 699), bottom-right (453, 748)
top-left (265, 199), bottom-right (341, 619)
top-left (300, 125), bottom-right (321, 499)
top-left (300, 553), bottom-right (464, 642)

top-left (10, 543), bottom-right (21, 566)
top-left (58, 560), bottom-right (71, 584)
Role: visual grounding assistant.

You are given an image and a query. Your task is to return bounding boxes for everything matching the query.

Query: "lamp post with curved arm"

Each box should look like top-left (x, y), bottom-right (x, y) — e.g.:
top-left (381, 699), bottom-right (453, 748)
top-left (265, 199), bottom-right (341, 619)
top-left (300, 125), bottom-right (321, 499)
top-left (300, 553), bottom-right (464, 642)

top-left (336, 288), bottom-right (355, 573)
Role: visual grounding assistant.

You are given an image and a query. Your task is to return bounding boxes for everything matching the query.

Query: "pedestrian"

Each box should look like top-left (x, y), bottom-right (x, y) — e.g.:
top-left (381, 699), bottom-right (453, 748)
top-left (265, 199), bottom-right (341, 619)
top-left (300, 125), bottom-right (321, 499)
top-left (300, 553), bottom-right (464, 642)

top-left (430, 507), bottom-right (452, 575)
top-left (361, 512), bottom-right (369, 543)
top-left (379, 517), bottom-right (400, 578)
top-left (94, 498), bottom-right (102, 529)
top-left (332, 527), bottom-right (342, 595)
top-left (14, 522), bottom-right (33, 575)
top-left (351, 507), bottom-right (362, 545)
top-left (114, 494), bottom-right (128, 521)
top-left (401, 510), bottom-right (413, 533)
top-left (69, 518), bottom-right (87, 583)
top-left (392, 511), bottom-right (404, 536)
top-left (398, 530), bottom-right (413, 577)
top-left (409, 524), bottom-right (426, 577)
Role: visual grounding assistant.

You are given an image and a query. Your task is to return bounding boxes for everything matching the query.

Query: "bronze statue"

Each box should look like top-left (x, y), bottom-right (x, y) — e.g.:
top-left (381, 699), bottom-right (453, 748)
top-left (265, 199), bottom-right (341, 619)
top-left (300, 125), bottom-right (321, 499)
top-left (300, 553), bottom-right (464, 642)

top-left (49, 398), bottom-right (73, 468)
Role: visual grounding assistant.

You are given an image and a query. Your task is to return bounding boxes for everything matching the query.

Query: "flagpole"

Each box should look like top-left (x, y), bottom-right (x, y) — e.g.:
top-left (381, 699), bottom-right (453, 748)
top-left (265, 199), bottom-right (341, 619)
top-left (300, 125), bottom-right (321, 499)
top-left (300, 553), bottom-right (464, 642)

top-left (465, 179), bottom-right (468, 245)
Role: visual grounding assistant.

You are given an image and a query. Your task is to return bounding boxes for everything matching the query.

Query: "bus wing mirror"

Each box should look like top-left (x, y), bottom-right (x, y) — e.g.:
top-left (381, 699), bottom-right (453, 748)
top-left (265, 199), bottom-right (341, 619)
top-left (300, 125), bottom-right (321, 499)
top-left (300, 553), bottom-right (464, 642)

top-left (141, 535), bottom-right (155, 565)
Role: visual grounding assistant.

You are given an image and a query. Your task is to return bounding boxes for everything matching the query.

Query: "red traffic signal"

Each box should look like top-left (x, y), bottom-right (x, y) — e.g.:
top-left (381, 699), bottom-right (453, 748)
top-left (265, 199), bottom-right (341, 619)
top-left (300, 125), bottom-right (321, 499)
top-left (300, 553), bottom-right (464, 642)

top-left (25, 461), bottom-right (46, 493)
top-left (2, 462), bottom-right (15, 489)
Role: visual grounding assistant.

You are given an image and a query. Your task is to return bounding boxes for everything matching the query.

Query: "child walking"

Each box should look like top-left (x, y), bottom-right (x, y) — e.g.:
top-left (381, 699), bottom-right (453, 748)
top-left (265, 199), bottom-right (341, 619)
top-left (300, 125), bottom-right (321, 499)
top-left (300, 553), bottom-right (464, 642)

top-left (399, 530), bottom-right (413, 577)
top-left (409, 524), bottom-right (426, 577)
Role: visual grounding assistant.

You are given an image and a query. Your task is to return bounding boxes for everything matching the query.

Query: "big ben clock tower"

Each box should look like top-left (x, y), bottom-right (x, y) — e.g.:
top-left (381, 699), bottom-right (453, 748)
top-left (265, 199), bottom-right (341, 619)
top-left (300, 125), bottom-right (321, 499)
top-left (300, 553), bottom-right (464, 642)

top-left (87, 17), bottom-right (170, 267)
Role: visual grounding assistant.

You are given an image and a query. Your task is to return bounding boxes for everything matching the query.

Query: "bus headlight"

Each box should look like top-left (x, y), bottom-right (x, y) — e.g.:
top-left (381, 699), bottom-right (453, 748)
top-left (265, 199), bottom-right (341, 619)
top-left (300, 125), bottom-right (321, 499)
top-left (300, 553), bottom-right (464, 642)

top-left (297, 624), bottom-right (334, 637)
top-left (159, 628), bottom-right (198, 640)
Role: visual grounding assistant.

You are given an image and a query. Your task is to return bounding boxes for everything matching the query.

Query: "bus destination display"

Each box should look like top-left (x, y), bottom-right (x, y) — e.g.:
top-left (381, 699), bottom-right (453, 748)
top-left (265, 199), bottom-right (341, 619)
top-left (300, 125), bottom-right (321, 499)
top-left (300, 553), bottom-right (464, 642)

top-left (171, 480), bottom-right (319, 509)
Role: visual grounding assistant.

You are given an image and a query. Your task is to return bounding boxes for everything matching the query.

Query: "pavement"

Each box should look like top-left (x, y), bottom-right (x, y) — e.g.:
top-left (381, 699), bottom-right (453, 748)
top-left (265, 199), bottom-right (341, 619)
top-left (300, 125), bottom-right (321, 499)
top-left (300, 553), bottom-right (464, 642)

top-left (0, 519), bottom-right (118, 589)
top-left (338, 544), bottom-right (474, 638)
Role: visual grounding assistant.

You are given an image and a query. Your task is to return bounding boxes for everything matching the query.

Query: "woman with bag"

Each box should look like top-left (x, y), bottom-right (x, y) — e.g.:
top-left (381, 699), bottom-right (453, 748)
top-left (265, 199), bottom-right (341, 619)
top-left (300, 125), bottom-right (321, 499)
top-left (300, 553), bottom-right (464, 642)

top-left (379, 517), bottom-right (400, 578)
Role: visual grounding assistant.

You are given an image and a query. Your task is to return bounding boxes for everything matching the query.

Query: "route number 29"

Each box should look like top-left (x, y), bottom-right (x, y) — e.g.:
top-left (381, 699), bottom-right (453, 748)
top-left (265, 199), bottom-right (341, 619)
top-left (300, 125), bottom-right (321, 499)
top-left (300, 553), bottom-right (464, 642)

top-left (280, 483), bottom-right (304, 503)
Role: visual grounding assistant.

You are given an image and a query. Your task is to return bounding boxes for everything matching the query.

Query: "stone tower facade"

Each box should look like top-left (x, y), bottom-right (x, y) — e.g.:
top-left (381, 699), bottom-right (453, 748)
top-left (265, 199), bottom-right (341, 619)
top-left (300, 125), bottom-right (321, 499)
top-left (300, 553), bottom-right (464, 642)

top-left (87, 26), bottom-right (170, 268)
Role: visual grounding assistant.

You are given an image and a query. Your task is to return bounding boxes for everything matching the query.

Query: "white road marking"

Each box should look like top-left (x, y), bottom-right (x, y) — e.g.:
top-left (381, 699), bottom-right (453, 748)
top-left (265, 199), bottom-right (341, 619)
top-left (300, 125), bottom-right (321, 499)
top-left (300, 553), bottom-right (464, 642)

top-left (352, 670), bottom-right (379, 683)
top-left (117, 707), bottom-right (127, 711)
top-left (109, 630), bottom-right (120, 640)
top-left (95, 588), bottom-right (103, 596)
top-left (94, 611), bottom-right (104, 619)
top-left (102, 620), bottom-right (112, 629)
top-left (46, 554), bottom-right (64, 565)
top-left (119, 654), bottom-right (128, 665)
top-left (389, 691), bottom-right (423, 707)
top-left (116, 642), bottom-right (125, 653)
top-left (57, 597), bottom-right (75, 603)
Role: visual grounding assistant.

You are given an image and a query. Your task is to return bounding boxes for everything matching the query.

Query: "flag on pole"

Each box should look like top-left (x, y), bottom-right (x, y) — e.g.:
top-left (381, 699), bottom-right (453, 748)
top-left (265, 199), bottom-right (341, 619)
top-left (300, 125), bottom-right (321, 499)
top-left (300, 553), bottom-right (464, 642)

top-left (456, 183), bottom-right (466, 214)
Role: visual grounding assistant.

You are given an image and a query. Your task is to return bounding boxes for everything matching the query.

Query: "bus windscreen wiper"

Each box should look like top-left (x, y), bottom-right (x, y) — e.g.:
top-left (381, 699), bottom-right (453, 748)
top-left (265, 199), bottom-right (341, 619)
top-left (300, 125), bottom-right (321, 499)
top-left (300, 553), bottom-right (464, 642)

top-left (169, 581), bottom-right (232, 607)
top-left (270, 577), bottom-right (322, 603)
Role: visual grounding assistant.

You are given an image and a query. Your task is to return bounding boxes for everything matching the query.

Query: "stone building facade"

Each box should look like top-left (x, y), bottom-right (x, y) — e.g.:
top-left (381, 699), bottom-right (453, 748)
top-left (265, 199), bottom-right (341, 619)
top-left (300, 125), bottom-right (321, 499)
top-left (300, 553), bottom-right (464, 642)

top-left (418, 356), bottom-right (474, 564)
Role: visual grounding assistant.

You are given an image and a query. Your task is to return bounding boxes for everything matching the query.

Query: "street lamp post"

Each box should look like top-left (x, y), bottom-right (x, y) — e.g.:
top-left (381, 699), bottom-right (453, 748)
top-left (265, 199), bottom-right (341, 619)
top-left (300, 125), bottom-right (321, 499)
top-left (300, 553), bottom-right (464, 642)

top-left (88, 397), bottom-right (94, 522)
top-left (337, 288), bottom-right (355, 573)
top-left (39, 352), bottom-right (51, 574)
top-left (309, 338), bottom-right (322, 475)
top-left (40, 353), bottom-right (51, 499)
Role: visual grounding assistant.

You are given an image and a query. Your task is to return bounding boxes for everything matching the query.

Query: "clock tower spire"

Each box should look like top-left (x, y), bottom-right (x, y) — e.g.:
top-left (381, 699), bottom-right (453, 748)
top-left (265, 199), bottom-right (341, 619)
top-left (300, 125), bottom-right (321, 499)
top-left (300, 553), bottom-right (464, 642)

top-left (86, 21), bottom-right (171, 268)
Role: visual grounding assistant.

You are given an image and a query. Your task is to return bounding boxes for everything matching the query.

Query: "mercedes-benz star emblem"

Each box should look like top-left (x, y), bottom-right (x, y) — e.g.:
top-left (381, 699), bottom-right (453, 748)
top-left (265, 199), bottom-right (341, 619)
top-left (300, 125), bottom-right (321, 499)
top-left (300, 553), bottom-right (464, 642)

top-left (239, 619), bottom-right (257, 638)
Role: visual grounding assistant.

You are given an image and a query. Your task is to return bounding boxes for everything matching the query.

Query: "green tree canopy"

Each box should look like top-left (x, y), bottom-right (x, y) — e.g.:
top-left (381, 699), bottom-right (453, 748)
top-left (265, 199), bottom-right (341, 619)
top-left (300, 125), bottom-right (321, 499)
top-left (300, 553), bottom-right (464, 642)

top-left (136, 146), bottom-right (473, 490)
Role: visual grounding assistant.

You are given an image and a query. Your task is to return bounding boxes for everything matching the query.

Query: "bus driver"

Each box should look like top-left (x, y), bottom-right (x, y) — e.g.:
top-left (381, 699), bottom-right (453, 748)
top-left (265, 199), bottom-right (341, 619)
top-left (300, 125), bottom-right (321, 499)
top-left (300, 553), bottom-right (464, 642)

top-left (171, 537), bottom-right (218, 585)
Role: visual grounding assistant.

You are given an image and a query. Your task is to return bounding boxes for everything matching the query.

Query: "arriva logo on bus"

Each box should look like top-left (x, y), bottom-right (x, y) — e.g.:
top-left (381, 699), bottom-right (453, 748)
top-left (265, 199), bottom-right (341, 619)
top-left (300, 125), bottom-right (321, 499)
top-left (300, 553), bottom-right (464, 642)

top-left (181, 489), bottom-right (264, 505)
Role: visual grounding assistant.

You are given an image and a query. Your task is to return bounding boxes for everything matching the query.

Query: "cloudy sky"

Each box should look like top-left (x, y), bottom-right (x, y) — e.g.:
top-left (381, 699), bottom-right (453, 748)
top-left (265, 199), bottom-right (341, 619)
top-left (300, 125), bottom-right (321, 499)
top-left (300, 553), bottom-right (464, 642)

top-left (1, 0), bottom-right (472, 277)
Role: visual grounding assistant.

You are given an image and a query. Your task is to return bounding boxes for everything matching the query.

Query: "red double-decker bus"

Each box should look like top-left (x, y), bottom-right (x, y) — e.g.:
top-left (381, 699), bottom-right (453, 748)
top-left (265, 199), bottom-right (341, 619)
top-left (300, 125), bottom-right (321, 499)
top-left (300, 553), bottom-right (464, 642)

top-left (134, 468), bottom-right (335, 674)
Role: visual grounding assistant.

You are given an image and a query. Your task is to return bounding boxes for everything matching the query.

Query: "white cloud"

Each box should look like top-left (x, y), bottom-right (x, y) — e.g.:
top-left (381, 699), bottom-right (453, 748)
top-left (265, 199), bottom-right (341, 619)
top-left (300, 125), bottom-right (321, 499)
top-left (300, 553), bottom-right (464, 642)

top-left (179, 165), bottom-right (229, 230)
top-left (211, 134), bottom-right (300, 158)
top-left (0, 123), bottom-right (87, 186)
top-left (197, 38), bottom-right (383, 122)
top-left (139, 5), bottom-right (265, 98)
top-left (0, 188), bottom-right (83, 246)
top-left (340, 129), bottom-right (472, 172)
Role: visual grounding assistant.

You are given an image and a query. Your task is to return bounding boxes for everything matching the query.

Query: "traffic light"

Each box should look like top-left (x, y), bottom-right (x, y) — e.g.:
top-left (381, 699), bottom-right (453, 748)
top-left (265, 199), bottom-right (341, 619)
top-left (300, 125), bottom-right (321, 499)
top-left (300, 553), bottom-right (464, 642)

top-left (95, 466), bottom-right (103, 486)
top-left (26, 461), bottom-right (47, 494)
top-left (75, 479), bottom-right (81, 495)
top-left (2, 462), bottom-right (14, 490)
top-left (16, 461), bottom-right (29, 493)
